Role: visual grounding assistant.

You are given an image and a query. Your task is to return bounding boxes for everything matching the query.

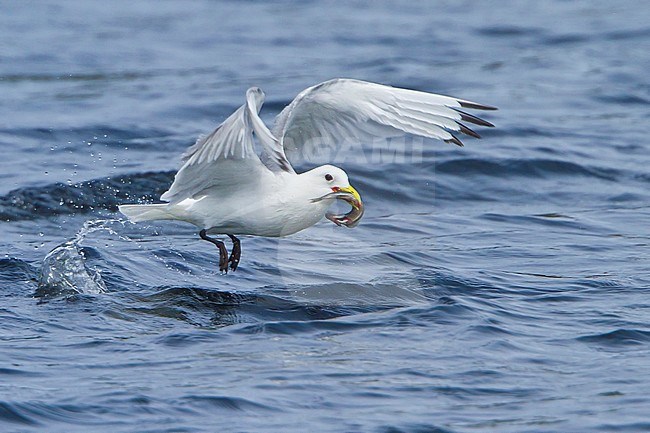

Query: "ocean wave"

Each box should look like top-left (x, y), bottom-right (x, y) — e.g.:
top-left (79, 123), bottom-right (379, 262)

top-left (435, 157), bottom-right (619, 180)
top-left (0, 400), bottom-right (102, 427)
top-left (0, 258), bottom-right (38, 282)
top-left (0, 171), bottom-right (173, 222)
top-left (577, 329), bottom-right (650, 347)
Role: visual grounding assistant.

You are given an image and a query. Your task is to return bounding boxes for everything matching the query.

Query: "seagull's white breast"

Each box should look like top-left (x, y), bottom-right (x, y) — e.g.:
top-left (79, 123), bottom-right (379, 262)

top-left (166, 174), bottom-right (331, 237)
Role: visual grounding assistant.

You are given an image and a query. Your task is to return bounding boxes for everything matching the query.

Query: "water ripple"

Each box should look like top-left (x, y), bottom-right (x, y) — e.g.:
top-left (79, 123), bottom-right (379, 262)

top-left (577, 329), bottom-right (650, 347)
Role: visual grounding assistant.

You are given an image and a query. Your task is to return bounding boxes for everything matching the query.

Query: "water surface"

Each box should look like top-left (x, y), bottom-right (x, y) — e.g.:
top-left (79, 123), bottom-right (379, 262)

top-left (1, 1), bottom-right (649, 432)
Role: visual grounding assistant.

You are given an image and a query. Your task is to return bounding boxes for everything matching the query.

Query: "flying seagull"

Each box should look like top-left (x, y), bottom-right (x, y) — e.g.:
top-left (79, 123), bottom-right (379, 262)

top-left (119, 78), bottom-right (496, 272)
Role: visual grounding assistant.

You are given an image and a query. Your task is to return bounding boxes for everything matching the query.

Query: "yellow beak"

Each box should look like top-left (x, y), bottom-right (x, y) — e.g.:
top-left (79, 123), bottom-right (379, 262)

top-left (337, 185), bottom-right (362, 209)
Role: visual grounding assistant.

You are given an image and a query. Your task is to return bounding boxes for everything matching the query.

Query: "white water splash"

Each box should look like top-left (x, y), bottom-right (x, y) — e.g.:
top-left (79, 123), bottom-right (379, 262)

top-left (36, 219), bottom-right (127, 297)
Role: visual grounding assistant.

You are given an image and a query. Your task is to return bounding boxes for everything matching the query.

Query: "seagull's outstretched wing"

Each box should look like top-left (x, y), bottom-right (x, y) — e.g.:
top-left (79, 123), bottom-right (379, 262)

top-left (272, 78), bottom-right (496, 160)
top-left (161, 87), bottom-right (289, 204)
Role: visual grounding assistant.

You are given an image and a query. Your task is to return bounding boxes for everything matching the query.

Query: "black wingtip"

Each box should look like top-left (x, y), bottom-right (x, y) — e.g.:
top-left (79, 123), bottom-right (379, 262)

top-left (459, 122), bottom-right (481, 139)
top-left (458, 101), bottom-right (498, 111)
top-left (454, 108), bottom-right (495, 127)
top-left (445, 134), bottom-right (464, 147)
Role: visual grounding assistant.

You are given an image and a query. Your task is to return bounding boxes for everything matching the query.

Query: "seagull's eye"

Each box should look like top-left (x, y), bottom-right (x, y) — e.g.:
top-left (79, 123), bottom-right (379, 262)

top-left (325, 174), bottom-right (333, 182)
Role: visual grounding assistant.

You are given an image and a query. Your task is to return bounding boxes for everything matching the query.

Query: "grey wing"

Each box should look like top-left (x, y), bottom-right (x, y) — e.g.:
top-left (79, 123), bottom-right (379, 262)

top-left (272, 78), bottom-right (496, 161)
top-left (160, 88), bottom-right (281, 204)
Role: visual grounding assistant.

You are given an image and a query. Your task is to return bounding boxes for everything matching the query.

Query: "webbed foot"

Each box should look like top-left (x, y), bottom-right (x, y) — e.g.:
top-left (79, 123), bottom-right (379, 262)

top-left (199, 229), bottom-right (229, 273)
top-left (227, 234), bottom-right (241, 271)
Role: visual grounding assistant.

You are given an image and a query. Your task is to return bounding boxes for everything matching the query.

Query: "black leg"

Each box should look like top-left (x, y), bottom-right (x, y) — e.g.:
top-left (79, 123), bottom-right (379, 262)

top-left (227, 234), bottom-right (241, 271)
top-left (199, 229), bottom-right (229, 273)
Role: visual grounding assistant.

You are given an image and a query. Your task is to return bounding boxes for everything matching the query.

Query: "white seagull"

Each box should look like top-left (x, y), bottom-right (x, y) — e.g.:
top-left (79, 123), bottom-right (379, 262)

top-left (119, 79), bottom-right (496, 272)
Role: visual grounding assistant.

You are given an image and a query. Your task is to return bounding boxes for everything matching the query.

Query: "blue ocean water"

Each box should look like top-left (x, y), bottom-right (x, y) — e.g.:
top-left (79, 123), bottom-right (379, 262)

top-left (1, 1), bottom-right (649, 432)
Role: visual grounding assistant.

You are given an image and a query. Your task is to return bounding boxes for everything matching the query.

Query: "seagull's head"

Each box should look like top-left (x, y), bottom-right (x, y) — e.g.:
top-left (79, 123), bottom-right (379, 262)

top-left (306, 165), bottom-right (360, 204)
top-left (305, 165), bottom-right (364, 227)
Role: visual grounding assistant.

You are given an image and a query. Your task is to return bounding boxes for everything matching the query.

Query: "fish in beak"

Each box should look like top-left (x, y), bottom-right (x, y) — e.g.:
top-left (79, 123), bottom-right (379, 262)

top-left (334, 186), bottom-right (361, 210)
top-left (311, 185), bottom-right (364, 228)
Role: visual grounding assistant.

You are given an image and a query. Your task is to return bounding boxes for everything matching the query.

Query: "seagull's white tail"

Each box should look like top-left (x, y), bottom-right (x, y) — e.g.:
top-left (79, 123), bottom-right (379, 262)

top-left (118, 204), bottom-right (175, 222)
